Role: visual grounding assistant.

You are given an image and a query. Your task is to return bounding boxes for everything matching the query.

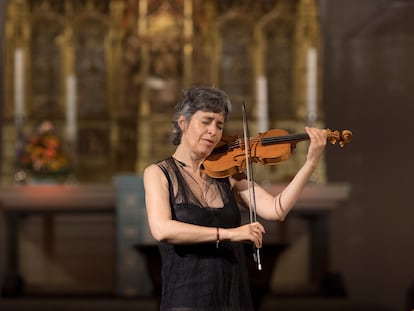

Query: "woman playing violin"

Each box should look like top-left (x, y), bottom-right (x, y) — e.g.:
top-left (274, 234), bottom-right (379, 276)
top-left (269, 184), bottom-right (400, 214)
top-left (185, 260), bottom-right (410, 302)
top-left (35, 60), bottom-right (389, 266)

top-left (143, 85), bottom-right (327, 311)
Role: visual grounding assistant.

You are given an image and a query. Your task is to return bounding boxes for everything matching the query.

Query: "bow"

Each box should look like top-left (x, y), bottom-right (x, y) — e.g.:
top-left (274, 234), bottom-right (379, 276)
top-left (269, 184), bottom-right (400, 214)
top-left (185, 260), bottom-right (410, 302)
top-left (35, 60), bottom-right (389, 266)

top-left (242, 102), bottom-right (262, 271)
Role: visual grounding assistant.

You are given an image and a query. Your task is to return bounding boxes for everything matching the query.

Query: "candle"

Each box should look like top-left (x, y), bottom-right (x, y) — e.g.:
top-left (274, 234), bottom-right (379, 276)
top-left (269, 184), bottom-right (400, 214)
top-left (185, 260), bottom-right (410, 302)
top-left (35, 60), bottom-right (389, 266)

top-left (256, 76), bottom-right (268, 133)
top-left (184, 0), bottom-right (193, 37)
top-left (66, 75), bottom-right (77, 142)
top-left (306, 47), bottom-right (317, 124)
top-left (14, 48), bottom-right (24, 124)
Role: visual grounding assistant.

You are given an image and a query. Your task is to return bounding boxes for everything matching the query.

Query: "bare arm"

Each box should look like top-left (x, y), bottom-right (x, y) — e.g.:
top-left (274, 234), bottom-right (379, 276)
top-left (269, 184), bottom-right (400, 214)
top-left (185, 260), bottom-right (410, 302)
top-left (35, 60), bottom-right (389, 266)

top-left (232, 127), bottom-right (327, 221)
top-left (143, 164), bottom-right (265, 247)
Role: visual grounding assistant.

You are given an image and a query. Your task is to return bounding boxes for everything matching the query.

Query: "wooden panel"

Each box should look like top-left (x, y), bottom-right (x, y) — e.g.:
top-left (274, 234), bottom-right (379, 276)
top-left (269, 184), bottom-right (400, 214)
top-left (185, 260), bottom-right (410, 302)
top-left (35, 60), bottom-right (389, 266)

top-left (18, 213), bottom-right (115, 295)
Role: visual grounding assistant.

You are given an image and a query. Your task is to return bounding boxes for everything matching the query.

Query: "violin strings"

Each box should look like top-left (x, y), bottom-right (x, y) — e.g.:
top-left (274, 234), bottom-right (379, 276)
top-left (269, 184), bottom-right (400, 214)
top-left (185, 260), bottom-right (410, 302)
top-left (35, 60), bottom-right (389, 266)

top-left (224, 134), bottom-right (309, 150)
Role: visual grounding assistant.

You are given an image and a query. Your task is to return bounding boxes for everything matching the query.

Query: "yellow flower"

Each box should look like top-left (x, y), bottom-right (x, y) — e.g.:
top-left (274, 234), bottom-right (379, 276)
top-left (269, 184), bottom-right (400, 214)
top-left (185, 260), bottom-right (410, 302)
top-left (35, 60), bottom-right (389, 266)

top-left (17, 121), bottom-right (71, 176)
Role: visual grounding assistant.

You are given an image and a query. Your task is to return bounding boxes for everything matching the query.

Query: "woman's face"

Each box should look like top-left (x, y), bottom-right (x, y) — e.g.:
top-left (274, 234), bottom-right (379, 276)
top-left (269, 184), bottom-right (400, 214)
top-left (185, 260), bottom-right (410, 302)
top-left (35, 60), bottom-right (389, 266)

top-left (180, 110), bottom-right (225, 158)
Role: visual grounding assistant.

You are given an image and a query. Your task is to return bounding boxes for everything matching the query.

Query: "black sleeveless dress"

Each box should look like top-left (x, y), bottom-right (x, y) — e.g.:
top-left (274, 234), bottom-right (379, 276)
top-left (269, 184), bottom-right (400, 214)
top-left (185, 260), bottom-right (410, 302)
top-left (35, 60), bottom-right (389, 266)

top-left (156, 157), bottom-right (254, 311)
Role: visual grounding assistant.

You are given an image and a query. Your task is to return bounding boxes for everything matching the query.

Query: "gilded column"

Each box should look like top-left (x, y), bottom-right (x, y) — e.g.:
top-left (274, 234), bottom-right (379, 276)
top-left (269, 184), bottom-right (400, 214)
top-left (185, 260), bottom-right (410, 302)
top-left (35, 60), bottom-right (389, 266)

top-left (209, 2), bottom-right (220, 86)
top-left (10, 0), bottom-right (29, 135)
top-left (183, 0), bottom-right (193, 87)
top-left (254, 17), bottom-right (268, 133)
top-left (293, 0), bottom-right (325, 183)
top-left (3, 0), bottom-right (29, 181)
top-left (136, 0), bottom-right (150, 173)
top-left (293, 0), bottom-right (321, 125)
top-left (108, 0), bottom-right (125, 171)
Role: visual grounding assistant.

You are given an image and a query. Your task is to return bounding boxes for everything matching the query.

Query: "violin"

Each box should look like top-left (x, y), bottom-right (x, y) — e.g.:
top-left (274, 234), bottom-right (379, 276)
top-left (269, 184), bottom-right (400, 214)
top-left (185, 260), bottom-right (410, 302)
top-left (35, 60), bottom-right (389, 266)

top-left (203, 128), bottom-right (352, 178)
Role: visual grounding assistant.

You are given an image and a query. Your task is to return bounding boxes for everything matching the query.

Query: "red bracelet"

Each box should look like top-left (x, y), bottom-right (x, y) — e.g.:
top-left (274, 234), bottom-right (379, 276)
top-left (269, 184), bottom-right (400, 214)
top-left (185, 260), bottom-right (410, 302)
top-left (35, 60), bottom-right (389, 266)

top-left (216, 227), bottom-right (220, 249)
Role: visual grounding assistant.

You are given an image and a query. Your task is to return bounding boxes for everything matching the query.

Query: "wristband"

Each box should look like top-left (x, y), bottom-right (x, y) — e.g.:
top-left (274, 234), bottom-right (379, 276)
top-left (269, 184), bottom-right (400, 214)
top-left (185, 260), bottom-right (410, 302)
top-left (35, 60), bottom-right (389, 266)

top-left (216, 227), bottom-right (220, 249)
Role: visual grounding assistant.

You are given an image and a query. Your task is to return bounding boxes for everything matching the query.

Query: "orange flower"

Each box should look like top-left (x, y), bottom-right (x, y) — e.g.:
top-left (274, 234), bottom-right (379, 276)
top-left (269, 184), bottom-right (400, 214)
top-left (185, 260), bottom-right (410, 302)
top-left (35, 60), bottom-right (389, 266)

top-left (17, 121), bottom-right (71, 176)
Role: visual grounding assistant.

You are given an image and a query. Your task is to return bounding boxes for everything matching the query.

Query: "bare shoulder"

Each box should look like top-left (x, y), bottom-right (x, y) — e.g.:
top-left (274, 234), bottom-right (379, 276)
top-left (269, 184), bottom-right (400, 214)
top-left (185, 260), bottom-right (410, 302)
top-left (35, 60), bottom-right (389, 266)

top-left (144, 163), bottom-right (163, 181)
top-left (143, 163), bottom-right (167, 189)
top-left (144, 163), bottom-right (161, 177)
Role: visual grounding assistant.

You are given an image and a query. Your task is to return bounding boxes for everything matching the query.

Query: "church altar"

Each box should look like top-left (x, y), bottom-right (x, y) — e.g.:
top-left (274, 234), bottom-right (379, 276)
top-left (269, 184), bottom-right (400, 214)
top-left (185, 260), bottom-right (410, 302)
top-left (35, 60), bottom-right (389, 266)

top-left (0, 181), bottom-right (350, 297)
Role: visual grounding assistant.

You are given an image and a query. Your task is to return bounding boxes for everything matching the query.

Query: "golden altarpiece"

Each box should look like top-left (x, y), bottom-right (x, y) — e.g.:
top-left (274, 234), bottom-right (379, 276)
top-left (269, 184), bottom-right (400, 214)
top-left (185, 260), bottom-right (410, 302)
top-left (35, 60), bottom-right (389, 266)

top-left (0, 0), bottom-right (351, 298)
top-left (3, 0), bottom-right (324, 184)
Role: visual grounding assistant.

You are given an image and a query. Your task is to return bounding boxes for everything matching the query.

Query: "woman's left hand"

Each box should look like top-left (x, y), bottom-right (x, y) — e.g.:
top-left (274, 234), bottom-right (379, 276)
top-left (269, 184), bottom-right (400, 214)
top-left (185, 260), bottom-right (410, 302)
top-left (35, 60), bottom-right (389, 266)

top-left (305, 127), bottom-right (327, 167)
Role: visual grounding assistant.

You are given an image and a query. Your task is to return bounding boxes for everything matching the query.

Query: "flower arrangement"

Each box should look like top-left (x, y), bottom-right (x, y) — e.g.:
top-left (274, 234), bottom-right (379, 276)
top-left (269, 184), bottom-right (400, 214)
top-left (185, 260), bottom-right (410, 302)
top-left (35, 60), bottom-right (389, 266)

top-left (17, 121), bottom-right (71, 178)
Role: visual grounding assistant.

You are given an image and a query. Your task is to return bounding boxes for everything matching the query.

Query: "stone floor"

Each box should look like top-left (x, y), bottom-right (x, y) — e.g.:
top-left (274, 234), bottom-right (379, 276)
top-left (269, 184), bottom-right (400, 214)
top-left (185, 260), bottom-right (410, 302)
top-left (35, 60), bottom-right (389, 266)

top-left (0, 296), bottom-right (398, 311)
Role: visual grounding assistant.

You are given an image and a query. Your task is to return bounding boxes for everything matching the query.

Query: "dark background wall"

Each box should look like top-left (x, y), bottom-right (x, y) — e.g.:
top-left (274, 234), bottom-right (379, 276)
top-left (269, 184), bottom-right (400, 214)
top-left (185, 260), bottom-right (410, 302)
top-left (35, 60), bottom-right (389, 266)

top-left (1, 0), bottom-right (413, 310)
top-left (0, 0), bottom-right (6, 175)
top-left (320, 0), bottom-right (414, 309)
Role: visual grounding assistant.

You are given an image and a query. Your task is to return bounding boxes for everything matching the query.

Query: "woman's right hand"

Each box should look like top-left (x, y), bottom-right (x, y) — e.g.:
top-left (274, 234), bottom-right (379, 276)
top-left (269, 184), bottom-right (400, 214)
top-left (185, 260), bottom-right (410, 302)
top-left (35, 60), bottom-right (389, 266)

top-left (225, 222), bottom-right (265, 248)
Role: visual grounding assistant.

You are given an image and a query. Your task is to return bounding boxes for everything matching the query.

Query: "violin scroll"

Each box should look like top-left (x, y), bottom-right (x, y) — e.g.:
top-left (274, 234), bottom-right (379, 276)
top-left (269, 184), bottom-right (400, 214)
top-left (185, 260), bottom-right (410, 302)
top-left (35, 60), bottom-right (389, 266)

top-left (326, 129), bottom-right (353, 147)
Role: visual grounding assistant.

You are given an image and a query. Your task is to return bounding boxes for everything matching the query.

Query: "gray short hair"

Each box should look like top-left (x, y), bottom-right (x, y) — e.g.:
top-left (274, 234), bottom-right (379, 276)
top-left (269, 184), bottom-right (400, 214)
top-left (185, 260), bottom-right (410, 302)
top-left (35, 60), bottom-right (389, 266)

top-left (172, 86), bottom-right (232, 145)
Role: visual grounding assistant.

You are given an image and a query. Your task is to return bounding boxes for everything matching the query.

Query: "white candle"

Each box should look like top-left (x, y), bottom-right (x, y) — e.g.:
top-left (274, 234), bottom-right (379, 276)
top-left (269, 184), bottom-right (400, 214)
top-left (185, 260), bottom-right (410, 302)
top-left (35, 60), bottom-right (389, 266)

top-left (306, 47), bottom-right (317, 124)
top-left (14, 48), bottom-right (24, 123)
top-left (66, 75), bottom-right (77, 142)
top-left (256, 76), bottom-right (268, 133)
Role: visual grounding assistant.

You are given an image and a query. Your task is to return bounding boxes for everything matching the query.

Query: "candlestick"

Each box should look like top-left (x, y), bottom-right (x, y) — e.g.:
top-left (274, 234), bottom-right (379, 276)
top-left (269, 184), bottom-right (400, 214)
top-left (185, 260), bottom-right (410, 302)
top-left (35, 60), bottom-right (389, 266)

top-left (14, 48), bottom-right (24, 126)
top-left (66, 75), bottom-right (77, 142)
top-left (306, 47), bottom-right (317, 125)
top-left (256, 76), bottom-right (268, 133)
